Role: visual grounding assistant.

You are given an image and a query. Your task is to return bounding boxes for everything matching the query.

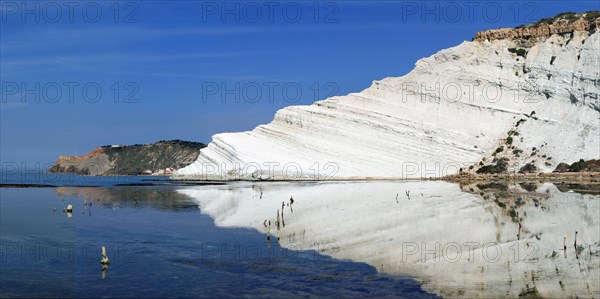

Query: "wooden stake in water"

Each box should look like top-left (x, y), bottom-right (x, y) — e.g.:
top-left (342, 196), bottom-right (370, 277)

top-left (281, 202), bottom-right (285, 228)
top-left (266, 221), bottom-right (271, 247)
top-left (276, 210), bottom-right (280, 231)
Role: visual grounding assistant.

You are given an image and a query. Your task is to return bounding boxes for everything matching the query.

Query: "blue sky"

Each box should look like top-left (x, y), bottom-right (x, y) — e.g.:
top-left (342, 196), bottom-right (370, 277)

top-left (1, 0), bottom-right (598, 167)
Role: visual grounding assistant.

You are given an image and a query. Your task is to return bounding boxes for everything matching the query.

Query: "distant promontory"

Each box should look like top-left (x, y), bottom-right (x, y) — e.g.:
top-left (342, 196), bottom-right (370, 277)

top-left (49, 140), bottom-right (205, 176)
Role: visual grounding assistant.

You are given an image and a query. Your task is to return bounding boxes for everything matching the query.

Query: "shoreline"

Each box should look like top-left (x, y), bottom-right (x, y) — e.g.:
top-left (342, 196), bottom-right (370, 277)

top-left (442, 171), bottom-right (600, 184)
top-left (3, 172), bottom-right (599, 188)
top-left (168, 171), bottom-right (600, 184)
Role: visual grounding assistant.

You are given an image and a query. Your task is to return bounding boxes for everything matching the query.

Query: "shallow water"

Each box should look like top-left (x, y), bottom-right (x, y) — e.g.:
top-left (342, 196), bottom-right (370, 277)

top-left (0, 172), bottom-right (165, 187)
top-left (0, 184), bottom-right (434, 298)
top-left (1, 177), bottom-right (599, 297)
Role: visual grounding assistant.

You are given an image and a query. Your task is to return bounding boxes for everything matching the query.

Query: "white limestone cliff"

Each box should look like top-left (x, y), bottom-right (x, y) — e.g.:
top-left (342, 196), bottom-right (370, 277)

top-left (173, 14), bottom-right (600, 180)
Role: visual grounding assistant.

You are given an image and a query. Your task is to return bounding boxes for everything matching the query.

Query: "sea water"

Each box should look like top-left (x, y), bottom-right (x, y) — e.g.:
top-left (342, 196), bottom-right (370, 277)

top-left (0, 174), bottom-right (435, 298)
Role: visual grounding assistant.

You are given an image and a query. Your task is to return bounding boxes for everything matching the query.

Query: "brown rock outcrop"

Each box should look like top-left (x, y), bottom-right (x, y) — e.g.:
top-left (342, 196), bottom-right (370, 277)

top-left (474, 12), bottom-right (599, 42)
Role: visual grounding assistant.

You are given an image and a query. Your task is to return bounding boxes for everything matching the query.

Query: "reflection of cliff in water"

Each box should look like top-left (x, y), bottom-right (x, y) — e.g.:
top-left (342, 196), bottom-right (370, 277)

top-left (465, 182), bottom-right (600, 195)
top-left (178, 181), bottom-right (600, 298)
top-left (554, 183), bottom-right (600, 195)
top-left (460, 182), bottom-right (600, 224)
top-left (54, 186), bottom-right (198, 212)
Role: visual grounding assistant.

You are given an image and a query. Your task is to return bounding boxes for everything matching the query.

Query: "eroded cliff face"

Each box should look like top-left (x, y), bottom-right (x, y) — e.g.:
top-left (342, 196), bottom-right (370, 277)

top-left (52, 148), bottom-right (112, 175)
top-left (173, 12), bottom-right (600, 180)
top-left (474, 12), bottom-right (599, 42)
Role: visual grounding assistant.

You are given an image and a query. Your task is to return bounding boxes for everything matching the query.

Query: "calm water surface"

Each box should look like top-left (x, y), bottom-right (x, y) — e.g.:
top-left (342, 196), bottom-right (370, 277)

top-left (1, 174), bottom-right (598, 297)
top-left (0, 176), bottom-right (435, 298)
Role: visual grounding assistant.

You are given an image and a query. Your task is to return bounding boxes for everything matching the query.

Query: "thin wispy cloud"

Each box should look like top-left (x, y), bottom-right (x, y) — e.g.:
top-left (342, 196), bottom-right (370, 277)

top-left (1, 51), bottom-right (251, 76)
top-left (0, 20), bottom-right (408, 52)
top-left (0, 94), bottom-right (30, 111)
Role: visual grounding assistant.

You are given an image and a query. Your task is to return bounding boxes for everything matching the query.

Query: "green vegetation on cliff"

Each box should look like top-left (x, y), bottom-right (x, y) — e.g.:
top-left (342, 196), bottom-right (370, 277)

top-left (516, 11), bottom-right (600, 28)
top-left (476, 157), bottom-right (509, 174)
